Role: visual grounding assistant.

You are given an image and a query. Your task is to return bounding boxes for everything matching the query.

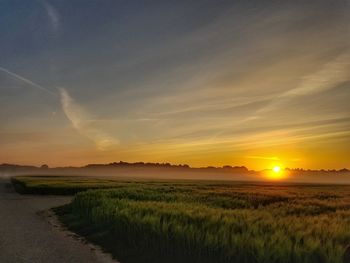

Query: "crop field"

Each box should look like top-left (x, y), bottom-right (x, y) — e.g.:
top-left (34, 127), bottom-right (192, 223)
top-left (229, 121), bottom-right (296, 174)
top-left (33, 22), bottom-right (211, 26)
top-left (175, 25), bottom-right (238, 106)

top-left (13, 176), bottom-right (350, 263)
top-left (11, 175), bottom-right (135, 195)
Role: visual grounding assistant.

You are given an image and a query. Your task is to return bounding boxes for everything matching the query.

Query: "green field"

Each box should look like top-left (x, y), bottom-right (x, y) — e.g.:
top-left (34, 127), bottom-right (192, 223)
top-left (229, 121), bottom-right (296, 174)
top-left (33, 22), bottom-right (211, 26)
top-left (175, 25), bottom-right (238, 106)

top-left (11, 175), bottom-right (134, 195)
top-left (12, 176), bottom-right (350, 263)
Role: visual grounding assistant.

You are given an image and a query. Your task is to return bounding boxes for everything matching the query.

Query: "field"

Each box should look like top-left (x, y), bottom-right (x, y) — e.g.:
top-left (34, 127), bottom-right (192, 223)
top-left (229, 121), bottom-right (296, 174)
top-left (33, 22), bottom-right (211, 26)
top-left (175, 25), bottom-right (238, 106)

top-left (12, 176), bottom-right (350, 263)
top-left (11, 175), bottom-right (131, 195)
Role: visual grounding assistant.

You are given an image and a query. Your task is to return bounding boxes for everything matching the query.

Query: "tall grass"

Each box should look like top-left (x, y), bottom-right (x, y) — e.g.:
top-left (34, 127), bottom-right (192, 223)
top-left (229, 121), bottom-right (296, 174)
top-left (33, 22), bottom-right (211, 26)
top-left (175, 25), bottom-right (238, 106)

top-left (56, 183), bottom-right (350, 263)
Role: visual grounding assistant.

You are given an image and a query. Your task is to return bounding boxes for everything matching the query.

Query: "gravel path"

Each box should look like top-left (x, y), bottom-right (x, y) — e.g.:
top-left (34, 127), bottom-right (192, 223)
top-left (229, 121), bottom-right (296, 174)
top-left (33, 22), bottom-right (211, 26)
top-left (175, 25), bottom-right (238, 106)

top-left (0, 177), bottom-right (118, 263)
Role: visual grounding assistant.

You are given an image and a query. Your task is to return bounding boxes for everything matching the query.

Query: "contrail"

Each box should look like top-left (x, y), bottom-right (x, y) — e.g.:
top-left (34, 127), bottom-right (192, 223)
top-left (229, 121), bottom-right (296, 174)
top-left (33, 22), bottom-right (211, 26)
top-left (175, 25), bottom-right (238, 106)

top-left (0, 66), bottom-right (56, 96)
top-left (0, 66), bottom-right (119, 150)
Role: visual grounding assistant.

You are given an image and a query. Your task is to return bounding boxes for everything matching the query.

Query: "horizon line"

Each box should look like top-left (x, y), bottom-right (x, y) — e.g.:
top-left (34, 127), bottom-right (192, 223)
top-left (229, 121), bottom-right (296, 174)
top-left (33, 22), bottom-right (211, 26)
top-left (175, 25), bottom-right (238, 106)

top-left (1, 161), bottom-right (349, 172)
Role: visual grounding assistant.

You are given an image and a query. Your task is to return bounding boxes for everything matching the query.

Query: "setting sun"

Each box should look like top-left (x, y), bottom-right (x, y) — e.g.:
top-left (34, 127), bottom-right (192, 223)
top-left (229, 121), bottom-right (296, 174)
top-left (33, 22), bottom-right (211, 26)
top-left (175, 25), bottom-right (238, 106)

top-left (264, 164), bottom-right (287, 180)
top-left (273, 166), bottom-right (281, 173)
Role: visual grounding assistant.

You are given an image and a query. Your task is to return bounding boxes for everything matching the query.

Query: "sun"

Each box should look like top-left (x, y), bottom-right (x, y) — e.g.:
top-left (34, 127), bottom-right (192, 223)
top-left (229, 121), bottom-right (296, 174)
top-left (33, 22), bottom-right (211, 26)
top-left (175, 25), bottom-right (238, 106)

top-left (273, 166), bottom-right (281, 173)
top-left (264, 164), bottom-right (287, 180)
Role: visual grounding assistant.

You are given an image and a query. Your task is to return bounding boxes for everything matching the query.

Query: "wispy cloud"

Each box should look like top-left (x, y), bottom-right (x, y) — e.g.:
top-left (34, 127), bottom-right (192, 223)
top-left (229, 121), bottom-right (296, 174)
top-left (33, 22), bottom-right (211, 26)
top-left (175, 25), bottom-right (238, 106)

top-left (42, 1), bottom-right (61, 33)
top-left (59, 88), bottom-right (119, 150)
top-left (0, 66), bottom-right (118, 150)
top-left (256, 52), bottom-right (350, 115)
top-left (245, 156), bottom-right (301, 162)
top-left (245, 156), bottom-right (280, 161)
top-left (281, 53), bottom-right (349, 97)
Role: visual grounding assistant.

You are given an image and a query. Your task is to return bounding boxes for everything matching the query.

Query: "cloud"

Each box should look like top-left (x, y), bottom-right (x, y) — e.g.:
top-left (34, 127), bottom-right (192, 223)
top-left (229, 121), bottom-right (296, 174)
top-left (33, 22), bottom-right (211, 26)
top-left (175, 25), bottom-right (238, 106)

top-left (59, 88), bottom-right (119, 150)
top-left (256, 52), bottom-right (350, 115)
top-left (281, 53), bottom-right (349, 97)
top-left (245, 156), bottom-right (280, 161)
top-left (42, 1), bottom-right (61, 33)
top-left (245, 156), bottom-right (302, 162)
top-left (0, 66), bottom-right (119, 150)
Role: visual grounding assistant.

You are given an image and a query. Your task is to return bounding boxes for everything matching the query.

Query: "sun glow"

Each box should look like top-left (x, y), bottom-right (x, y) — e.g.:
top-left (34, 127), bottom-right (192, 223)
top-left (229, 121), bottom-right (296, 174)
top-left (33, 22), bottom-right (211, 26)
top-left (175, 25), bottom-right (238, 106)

top-left (273, 166), bottom-right (281, 173)
top-left (265, 164), bottom-right (287, 180)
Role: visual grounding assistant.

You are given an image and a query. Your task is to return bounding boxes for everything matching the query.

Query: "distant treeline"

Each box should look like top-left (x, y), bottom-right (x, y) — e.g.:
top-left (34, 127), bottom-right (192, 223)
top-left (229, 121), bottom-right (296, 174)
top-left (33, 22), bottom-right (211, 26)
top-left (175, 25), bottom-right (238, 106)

top-left (0, 162), bottom-right (249, 173)
top-left (0, 162), bottom-right (349, 174)
top-left (84, 161), bottom-right (249, 173)
top-left (285, 167), bottom-right (350, 173)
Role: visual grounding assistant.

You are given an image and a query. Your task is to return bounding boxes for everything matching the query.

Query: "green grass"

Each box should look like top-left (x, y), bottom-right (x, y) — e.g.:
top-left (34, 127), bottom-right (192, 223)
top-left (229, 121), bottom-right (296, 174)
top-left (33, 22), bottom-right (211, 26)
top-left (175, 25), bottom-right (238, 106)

top-left (11, 175), bottom-right (133, 195)
top-left (12, 176), bottom-right (350, 263)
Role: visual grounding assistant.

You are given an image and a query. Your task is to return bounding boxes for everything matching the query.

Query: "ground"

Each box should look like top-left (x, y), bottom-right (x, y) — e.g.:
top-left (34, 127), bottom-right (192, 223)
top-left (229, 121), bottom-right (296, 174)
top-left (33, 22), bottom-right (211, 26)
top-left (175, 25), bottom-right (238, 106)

top-left (0, 177), bottom-right (117, 263)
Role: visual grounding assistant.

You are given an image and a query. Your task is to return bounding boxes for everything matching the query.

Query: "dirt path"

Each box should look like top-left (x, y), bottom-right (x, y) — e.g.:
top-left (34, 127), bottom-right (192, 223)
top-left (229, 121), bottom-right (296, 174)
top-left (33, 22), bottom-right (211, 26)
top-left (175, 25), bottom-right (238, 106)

top-left (0, 177), bottom-right (118, 263)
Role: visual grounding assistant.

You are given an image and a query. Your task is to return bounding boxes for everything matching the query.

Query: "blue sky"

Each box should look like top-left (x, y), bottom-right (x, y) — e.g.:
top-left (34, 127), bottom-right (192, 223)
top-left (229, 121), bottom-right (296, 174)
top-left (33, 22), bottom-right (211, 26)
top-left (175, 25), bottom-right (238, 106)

top-left (0, 0), bottom-right (349, 169)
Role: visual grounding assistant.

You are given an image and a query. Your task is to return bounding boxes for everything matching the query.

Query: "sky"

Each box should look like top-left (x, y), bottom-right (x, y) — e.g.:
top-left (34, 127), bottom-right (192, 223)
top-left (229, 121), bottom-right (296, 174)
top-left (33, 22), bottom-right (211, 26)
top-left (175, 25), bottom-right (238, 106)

top-left (0, 0), bottom-right (349, 170)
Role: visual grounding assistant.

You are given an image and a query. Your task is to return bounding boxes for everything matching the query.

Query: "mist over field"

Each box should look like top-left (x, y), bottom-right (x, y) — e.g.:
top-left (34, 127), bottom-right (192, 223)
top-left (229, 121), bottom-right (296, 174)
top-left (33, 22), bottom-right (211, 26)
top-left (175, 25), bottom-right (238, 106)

top-left (2, 163), bottom-right (350, 184)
